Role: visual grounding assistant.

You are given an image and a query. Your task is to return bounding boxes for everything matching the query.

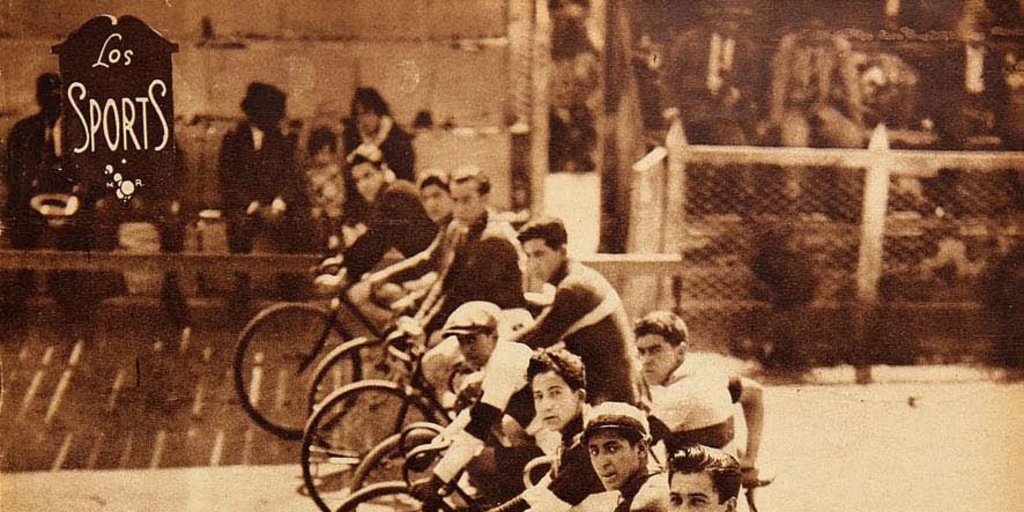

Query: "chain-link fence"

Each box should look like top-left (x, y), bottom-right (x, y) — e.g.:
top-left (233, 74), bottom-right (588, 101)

top-left (658, 155), bottom-right (1024, 367)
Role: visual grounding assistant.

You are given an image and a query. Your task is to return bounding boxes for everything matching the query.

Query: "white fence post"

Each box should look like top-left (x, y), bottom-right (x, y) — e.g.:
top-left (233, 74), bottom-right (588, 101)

top-left (662, 113), bottom-right (688, 311)
top-left (856, 124), bottom-right (892, 305)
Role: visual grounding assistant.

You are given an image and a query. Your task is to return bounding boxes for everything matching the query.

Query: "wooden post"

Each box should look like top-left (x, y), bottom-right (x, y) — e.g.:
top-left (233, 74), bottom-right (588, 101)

top-left (530, 0), bottom-right (552, 215)
top-left (508, 0), bottom-right (534, 210)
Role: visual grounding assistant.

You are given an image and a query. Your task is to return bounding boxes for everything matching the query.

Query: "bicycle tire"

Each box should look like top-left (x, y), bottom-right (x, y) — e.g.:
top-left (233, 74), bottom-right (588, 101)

top-left (301, 380), bottom-right (441, 512)
top-left (234, 302), bottom-right (351, 440)
top-left (349, 423), bottom-right (444, 491)
top-left (306, 336), bottom-right (392, 415)
top-left (335, 481), bottom-right (425, 512)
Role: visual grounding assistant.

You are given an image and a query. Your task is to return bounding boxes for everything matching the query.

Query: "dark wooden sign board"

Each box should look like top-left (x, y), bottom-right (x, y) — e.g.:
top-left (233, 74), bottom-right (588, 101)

top-left (52, 15), bottom-right (178, 203)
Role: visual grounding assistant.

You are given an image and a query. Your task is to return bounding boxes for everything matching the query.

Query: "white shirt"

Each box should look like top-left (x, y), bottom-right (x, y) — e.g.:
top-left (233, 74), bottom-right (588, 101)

top-left (648, 359), bottom-right (734, 432)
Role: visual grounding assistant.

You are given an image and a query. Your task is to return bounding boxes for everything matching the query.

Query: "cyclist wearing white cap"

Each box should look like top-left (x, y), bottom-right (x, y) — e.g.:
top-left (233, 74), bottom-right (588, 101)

top-left (410, 301), bottom-right (536, 512)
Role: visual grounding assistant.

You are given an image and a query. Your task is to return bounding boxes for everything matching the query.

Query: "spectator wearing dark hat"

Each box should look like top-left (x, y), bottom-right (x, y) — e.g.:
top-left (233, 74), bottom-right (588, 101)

top-left (342, 87), bottom-right (416, 223)
top-left (217, 82), bottom-right (311, 309)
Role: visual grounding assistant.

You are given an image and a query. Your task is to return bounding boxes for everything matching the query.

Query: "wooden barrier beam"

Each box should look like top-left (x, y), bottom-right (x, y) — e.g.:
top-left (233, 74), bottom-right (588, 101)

top-left (0, 250), bottom-right (320, 274)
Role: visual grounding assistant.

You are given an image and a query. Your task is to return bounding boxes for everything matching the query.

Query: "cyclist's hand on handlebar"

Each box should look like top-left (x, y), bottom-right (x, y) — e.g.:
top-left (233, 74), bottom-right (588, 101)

top-left (410, 475), bottom-right (447, 511)
top-left (314, 268), bottom-right (348, 295)
top-left (316, 254), bottom-right (345, 275)
top-left (740, 466), bottom-right (761, 488)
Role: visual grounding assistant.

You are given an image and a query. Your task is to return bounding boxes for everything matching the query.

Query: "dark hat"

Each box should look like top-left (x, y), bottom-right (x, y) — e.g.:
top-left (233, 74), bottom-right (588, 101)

top-left (582, 402), bottom-right (651, 443)
top-left (241, 82), bottom-right (287, 120)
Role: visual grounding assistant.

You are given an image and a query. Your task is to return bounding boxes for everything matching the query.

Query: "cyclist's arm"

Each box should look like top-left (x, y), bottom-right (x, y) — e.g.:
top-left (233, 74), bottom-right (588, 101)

top-left (514, 283), bottom-right (601, 349)
top-left (734, 376), bottom-right (764, 468)
top-left (369, 229), bottom-right (443, 284)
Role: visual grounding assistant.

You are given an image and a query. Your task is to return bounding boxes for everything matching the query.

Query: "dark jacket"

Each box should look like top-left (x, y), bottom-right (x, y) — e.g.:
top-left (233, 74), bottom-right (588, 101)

top-left (216, 121), bottom-right (309, 252)
top-left (341, 117), bottom-right (416, 222)
top-left (516, 261), bottom-right (639, 405)
top-left (342, 179), bottom-right (437, 279)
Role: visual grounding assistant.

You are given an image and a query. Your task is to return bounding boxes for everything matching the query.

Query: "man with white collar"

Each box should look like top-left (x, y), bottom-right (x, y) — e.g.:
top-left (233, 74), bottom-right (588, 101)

top-left (634, 311), bottom-right (764, 474)
top-left (410, 301), bottom-right (536, 512)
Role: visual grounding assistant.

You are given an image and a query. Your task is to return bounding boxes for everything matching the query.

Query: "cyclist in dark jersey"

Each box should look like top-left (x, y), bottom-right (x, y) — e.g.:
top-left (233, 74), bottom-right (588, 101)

top-left (512, 216), bottom-right (640, 406)
top-left (583, 402), bottom-right (669, 512)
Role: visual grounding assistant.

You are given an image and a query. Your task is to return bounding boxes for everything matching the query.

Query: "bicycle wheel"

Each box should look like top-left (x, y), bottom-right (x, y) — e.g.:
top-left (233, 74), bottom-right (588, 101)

top-left (307, 337), bottom-right (395, 414)
top-left (335, 481), bottom-right (423, 512)
top-left (234, 302), bottom-right (351, 440)
top-left (349, 423), bottom-right (444, 491)
top-left (302, 380), bottom-right (440, 512)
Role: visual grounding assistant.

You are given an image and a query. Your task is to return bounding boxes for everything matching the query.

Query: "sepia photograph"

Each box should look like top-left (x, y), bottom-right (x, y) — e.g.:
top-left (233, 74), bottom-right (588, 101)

top-left (1, 1), bottom-right (1022, 511)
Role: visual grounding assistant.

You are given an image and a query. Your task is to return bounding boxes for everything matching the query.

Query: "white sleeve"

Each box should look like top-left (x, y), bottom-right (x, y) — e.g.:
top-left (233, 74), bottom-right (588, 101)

top-left (479, 342), bottom-right (532, 410)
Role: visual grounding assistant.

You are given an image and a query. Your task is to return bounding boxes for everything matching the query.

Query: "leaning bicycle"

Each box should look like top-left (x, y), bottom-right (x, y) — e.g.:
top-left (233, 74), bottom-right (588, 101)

top-left (233, 258), bottom-right (399, 440)
top-left (301, 326), bottom-right (457, 512)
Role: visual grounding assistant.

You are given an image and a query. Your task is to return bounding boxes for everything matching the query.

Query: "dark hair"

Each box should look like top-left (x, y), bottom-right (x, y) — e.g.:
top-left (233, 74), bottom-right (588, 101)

top-left (241, 82), bottom-right (287, 121)
top-left (528, 347), bottom-right (586, 391)
top-left (36, 73), bottom-right (60, 101)
top-left (308, 126), bottom-right (338, 155)
top-left (518, 216), bottom-right (569, 249)
top-left (351, 87), bottom-right (391, 117)
top-left (668, 445), bottom-right (742, 504)
top-left (451, 166), bottom-right (491, 196)
top-left (418, 170), bottom-right (450, 193)
top-left (634, 311), bottom-right (689, 347)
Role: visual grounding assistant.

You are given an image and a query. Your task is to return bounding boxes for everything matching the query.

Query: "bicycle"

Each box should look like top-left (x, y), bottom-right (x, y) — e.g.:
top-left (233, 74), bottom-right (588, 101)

top-left (334, 428), bottom-right (494, 512)
top-left (232, 266), bottom-right (392, 439)
top-left (301, 327), bottom-right (457, 512)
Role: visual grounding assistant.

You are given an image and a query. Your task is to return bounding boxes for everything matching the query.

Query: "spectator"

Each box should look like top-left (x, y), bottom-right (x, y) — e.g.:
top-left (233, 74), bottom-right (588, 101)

top-left (2, 73), bottom-right (62, 315)
top-left (342, 87), bottom-right (416, 222)
top-left (919, 0), bottom-right (1005, 149)
top-left (768, 18), bottom-right (866, 215)
top-left (304, 126), bottom-right (345, 252)
top-left (2, 72), bottom-right (123, 337)
top-left (549, 0), bottom-right (600, 174)
top-left (661, 1), bottom-right (767, 145)
top-left (512, 216), bottom-right (640, 406)
top-left (217, 82), bottom-right (311, 311)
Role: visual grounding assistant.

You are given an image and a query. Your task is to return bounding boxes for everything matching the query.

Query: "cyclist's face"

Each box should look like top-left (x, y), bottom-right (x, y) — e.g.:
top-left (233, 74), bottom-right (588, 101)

top-left (354, 103), bottom-right (381, 134)
top-left (523, 239), bottom-right (567, 284)
top-left (636, 334), bottom-right (683, 387)
top-left (587, 431), bottom-right (645, 491)
top-left (420, 184), bottom-right (452, 224)
top-left (450, 180), bottom-right (488, 225)
top-left (352, 162), bottom-right (385, 203)
top-left (456, 330), bottom-right (498, 370)
top-left (669, 472), bottom-right (735, 512)
top-left (531, 371), bottom-right (583, 432)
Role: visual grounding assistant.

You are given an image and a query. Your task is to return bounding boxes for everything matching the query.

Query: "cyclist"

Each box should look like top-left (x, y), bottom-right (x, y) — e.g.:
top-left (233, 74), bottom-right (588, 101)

top-left (512, 216), bottom-right (640, 406)
top-left (495, 347), bottom-right (607, 512)
top-left (583, 401), bottom-right (669, 512)
top-left (313, 154), bottom-right (438, 326)
top-left (410, 301), bottom-right (536, 512)
top-left (666, 444), bottom-right (743, 512)
top-left (633, 311), bottom-right (764, 474)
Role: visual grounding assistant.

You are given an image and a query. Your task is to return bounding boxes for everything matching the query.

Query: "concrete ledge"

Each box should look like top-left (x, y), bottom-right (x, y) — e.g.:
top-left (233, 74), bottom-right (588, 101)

top-left (1, 465), bottom-right (311, 512)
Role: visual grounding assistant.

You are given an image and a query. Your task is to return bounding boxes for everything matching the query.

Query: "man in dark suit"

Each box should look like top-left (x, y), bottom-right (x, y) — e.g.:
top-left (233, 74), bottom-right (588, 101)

top-left (217, 82), bottom-right (310, 309)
